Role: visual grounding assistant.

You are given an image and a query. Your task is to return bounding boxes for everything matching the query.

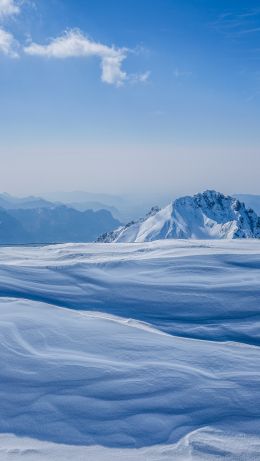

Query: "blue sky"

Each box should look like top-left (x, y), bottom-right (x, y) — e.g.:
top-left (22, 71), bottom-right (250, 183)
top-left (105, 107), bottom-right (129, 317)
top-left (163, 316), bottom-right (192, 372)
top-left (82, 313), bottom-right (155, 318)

top-left (0, 0), bottom-right (260, 198)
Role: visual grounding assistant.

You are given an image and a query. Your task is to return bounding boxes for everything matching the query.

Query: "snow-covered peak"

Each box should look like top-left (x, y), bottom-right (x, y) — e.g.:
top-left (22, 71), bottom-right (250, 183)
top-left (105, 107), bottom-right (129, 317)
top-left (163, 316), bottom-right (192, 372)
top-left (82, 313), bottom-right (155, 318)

top-left (97, 190), bottom-right (260, 242)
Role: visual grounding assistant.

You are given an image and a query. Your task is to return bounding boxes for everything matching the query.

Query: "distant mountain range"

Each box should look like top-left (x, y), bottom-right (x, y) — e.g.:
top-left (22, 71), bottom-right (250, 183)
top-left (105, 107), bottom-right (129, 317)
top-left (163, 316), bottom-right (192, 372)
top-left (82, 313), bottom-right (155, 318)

top-left (1, 190), bottom-right (260, 245)
top-left (0, 193), bottom-right (54, 210)
top-left (98, 190), bottom-right (260, 242)
top-left (42, 191), bottom-right (124, 220)
top-left (42, 190), bottom-right (169, 222)
top-left (0, 193), bottom-right (120, 244)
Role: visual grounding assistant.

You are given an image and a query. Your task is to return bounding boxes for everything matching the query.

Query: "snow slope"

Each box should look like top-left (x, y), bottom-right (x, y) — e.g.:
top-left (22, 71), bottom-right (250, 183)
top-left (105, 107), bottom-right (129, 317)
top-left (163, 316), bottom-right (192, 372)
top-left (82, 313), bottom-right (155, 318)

top-left (0, 239), bottom-right (260, 344)
top-left (98, 190), bottom-right (260, 242)
top-left (0, 240), bottom-right (260, 459)
top-left (2, 297), bottom-right (260, 447)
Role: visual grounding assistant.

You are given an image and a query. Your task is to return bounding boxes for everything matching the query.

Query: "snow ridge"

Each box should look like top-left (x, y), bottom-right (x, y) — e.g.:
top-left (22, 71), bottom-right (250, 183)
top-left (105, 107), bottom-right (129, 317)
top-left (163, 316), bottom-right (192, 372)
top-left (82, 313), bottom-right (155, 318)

top-left (97, 190), bottom-right (260, 242)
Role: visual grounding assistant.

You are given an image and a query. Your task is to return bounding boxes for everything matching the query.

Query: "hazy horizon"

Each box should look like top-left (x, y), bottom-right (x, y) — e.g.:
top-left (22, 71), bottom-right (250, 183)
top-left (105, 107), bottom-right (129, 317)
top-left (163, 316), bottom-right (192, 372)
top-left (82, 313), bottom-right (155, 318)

top-left (1, 146), bottom-right (260, 199)
top-left (1, 185), bottom-right (260, 210)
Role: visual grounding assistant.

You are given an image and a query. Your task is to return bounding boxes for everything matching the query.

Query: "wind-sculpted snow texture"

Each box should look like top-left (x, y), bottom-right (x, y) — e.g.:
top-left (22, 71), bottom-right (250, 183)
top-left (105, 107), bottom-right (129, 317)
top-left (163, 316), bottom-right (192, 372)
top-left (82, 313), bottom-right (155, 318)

top-left (0, 239), bottom-right (260, 459)
top-left (98, 190), bottom-right (260, 242)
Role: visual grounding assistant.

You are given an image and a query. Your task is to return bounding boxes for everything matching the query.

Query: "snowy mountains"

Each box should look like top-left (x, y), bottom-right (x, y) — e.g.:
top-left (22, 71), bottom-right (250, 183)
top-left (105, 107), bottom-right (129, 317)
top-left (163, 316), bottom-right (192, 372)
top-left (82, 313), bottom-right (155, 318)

top-left (98, 190), bottom-right (260, 242)
top-left (1, 190), bottom-right (260, 245)
top-left (0, 193), bottom-right (120, 244)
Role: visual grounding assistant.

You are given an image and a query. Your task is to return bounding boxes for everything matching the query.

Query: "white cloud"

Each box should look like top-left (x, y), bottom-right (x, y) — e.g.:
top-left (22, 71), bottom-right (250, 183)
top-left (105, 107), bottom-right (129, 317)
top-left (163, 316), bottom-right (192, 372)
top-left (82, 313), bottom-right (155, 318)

top-left (0, 4), bottom-right (149, 86)
top-left (24, 29), bottom-right (128, 86)
top-left (138, 70), bottom-right (150, 82)
top-left (131, 70), bottom-right (150, 84)
top-left (0, 0), bottom-right (20, 18)
top-left (100, 54), bottom-right (127, 86)
top-left (0, 0), bottom-right (20, 57)
top-left (0, 27), bottom-right (18, 56)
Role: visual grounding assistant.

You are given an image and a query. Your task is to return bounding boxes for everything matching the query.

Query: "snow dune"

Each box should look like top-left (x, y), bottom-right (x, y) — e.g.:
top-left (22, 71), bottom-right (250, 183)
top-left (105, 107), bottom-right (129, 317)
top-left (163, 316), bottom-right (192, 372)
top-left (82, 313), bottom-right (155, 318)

top-left (0, 240), bottom-right (260, 459)
top-left (0, 240), bottom-right (259, 344)
top-left (1, 299), bottom-right (260, 449)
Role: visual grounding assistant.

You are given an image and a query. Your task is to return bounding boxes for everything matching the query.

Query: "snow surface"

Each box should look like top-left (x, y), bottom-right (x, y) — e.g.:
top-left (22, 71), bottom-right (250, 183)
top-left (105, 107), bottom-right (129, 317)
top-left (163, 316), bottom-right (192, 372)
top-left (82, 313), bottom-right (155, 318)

top-left (98, 190), bottom-right (260, 242)
top-left (0, 239), bottom-right (260, 459)
top-left (0, 239), bottom-right (260, 344)
top-left (1, 430), bottom-right (260, 461)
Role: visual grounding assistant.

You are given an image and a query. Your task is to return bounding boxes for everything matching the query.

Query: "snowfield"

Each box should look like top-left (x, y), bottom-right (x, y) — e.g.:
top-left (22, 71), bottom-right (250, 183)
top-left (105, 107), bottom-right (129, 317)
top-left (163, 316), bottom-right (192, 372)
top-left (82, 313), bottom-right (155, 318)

top-left (0, 240), bottom-right (260, 459)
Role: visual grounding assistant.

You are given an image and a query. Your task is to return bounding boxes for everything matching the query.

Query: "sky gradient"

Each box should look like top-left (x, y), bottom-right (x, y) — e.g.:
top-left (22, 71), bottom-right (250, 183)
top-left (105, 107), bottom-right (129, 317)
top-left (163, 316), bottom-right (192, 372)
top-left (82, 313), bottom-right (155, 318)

top-left (0, 0), bottom-right (260, 198)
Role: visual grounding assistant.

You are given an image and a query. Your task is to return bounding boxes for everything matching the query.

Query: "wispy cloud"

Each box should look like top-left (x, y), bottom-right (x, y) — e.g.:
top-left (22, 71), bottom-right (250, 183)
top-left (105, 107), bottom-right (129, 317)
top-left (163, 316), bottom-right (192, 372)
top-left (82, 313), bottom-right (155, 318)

top-left (24, 29), bottom-right (145, 86)
top-left (130, 70), bottom-right (150, 84)
top-left (0, 0), bottom-right (20, 18)
top-left (0, 27), bottom-right (18, 56)
top-left (211, 8), bottom-right (260, 38)
top-left (173, 68), bottom-right (192, 79)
